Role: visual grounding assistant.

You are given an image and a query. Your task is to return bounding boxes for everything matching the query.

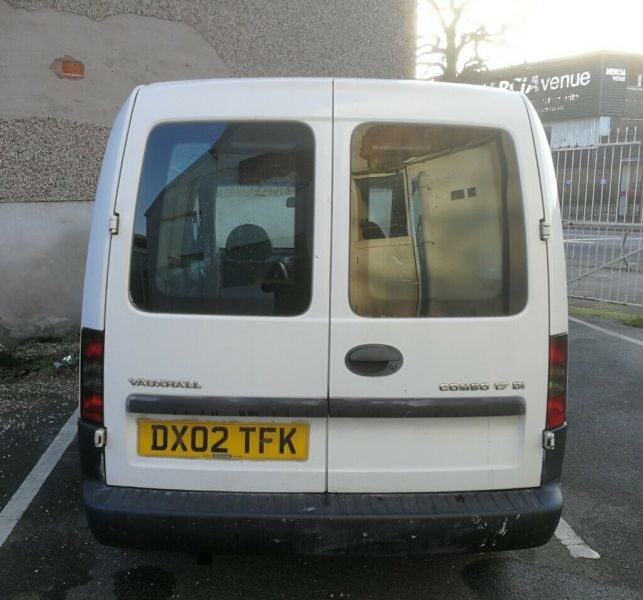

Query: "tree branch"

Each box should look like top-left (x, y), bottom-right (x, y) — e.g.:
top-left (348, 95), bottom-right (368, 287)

top-left (417, 34), bottom-right (447, 55)
top-left (417, 60), bottom-right (448, 71)
top-left (426, 0), bottom-right (448, 31)
top-left (419, 0), bottom-right (506, 82)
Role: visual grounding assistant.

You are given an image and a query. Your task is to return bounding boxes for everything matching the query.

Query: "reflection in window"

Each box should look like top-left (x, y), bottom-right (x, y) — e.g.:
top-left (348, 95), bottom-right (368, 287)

top-left (350, 123), bottom-right (527, 318)
top-left (355, 175), bottom-right (407, 239)
top-left (130, 122), bottom-right (314, 316)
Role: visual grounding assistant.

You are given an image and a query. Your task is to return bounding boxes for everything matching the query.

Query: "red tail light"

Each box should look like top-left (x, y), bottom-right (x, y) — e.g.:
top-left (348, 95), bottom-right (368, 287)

top-left (81, 328), bottom-right (104, 426)
top-left (546, 333), bottom-right (568, 429)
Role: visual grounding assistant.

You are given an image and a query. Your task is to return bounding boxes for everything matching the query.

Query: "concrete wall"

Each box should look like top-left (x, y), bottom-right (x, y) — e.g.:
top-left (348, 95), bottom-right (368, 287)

top-left (0, 0), bottom-right (416, 339)
top-left (0, 202), bottom-right (93, 339)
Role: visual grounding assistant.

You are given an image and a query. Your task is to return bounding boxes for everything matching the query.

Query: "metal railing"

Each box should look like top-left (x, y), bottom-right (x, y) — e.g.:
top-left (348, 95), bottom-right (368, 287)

top-left (553, 127), bottom-right (643, 306)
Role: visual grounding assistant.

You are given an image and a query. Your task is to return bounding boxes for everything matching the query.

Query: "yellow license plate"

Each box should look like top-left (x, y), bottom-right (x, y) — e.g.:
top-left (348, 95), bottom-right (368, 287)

top-left (137, 419), bottom-right (309, 461)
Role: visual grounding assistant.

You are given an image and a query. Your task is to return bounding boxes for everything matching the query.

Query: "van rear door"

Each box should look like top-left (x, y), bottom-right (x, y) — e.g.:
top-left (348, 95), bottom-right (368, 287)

top-left (103, 79), bottom-right (332, 492)
top-left (328, 80), bottom-right (549, 493)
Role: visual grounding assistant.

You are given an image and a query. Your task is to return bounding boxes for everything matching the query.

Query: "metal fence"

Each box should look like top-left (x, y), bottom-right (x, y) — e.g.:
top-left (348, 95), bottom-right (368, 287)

top-left (553, 127), bottom-right (643, 306)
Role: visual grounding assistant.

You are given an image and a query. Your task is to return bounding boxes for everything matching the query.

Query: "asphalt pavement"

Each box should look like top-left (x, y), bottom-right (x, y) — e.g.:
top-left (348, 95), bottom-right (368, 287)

top-left (0, 318), bottom-right (641, 599)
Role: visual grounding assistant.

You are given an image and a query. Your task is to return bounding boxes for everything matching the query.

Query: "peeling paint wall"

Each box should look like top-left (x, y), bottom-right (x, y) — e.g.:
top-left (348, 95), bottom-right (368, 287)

top-left (0, 0), bottom-right (416, 338)
top-left (0, 0), bottom-right (232, 202)
top-left (7, 0), bottom-right (415, 80)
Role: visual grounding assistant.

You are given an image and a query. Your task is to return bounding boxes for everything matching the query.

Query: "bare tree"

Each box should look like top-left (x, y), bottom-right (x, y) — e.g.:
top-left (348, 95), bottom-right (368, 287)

top-left (417, 0), bottom-right (506, 82)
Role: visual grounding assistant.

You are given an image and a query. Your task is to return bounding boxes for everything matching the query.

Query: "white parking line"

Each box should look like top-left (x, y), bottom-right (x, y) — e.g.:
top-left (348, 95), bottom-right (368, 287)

top-left (564, 237), bottom-right (622, 242)
top-left (0, 409), bottom-right (78, 549)
top-left (555, 517), bottom-right (600, 559)
top-left (570, 317), bottom-right (643, 348)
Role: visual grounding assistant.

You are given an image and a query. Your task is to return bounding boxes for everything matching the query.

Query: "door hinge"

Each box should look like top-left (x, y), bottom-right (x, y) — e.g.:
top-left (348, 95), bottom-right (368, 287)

top-left (109, 213), bottom-right (120, 235)
top-left (94, 427), bottom-right (107, 448)
top-left (540, 219), bottom-right (551, 241)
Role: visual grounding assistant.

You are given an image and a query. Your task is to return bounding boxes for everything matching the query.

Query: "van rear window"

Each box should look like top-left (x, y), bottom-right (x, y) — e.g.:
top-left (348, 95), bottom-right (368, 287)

top-left (130, 122), bottom-right (314, 316)
top-left (349, 123), bottom-right (528, 318)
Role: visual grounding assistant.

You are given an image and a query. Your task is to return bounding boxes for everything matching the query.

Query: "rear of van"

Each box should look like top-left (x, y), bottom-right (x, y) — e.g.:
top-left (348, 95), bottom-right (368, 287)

top-left (79, 79), bottom-right (567, 555)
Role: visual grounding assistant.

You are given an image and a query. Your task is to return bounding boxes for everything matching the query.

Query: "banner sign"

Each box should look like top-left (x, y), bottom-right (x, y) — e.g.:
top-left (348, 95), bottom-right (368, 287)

top-left (476, 53), bottom-right (643, 121)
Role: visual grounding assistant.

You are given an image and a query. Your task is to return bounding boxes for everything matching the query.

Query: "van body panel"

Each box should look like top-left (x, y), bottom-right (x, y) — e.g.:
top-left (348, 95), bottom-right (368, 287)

top-left (102, 79), bottom-right (333, 492)
top-left (81, 88), bottom-right (140, 331)
top-left (328, 79), bottom-right (550, 492)
top-left (524, 98), bottom-right (569, 335)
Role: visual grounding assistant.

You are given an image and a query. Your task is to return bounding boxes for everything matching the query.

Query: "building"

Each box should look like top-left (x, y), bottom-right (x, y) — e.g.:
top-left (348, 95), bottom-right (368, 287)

top-left (474, 52), bottom-right (643, 148)
top-left (466, 52), bottom-right (643, 227)
top-left (0, 0), bottom-right (416, 339)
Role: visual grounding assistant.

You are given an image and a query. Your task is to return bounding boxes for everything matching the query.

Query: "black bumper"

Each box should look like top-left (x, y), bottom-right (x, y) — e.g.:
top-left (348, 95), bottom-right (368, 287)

top-left (83, 479), bottom-right (562, 555)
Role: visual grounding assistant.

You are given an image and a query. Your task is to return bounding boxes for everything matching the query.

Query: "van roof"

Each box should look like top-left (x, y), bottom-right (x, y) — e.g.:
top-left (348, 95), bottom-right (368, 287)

top-left (139, 77), bottom-right (523, 102)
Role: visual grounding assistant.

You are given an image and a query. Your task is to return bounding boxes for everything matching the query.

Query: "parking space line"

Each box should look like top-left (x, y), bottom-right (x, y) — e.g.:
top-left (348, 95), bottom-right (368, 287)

top-left (570, 317), bottom-right (643, 348)
top-left (555, 517), bottom-right (600, 559)
top-left (564, 237), bottom-right (622, 242)
top-left (0, 409), bottom-right (78, 549)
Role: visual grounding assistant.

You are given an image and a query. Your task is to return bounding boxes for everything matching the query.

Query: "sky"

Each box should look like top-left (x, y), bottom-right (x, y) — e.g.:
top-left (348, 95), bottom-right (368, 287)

top-left (417, 0), bottom-right (643, 77)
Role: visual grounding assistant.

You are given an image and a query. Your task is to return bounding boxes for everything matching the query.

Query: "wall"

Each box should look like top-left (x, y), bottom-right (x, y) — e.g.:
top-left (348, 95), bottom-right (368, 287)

top-left (0, 0), bottom-right (416, 339)
top-left (0, 202), bottom-right (93, 339)
top-left (549, 116), bottom-right (611, 149)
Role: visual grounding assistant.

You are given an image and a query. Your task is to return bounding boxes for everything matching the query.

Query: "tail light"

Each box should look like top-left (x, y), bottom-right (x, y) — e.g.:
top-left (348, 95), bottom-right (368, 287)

top-left (81, 328), bottom-right (104, 425)
top-left (546, 333), bottom-right (568, 429)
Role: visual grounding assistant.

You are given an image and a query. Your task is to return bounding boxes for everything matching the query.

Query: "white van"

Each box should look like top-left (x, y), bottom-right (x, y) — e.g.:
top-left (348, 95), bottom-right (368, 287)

top-left (79, 78), bottom-right (568, 554)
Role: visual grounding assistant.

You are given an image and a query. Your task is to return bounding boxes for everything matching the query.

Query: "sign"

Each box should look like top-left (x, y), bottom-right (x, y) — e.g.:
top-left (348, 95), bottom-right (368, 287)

top-left (472, 53), bottom-right (643, 122)
top-left (482, 61), bottom-right (602, 120)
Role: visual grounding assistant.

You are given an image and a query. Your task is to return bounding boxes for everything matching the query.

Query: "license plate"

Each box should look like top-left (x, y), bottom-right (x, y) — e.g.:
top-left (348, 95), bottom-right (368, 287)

top-left (137, 419), bottom-right (309, 460)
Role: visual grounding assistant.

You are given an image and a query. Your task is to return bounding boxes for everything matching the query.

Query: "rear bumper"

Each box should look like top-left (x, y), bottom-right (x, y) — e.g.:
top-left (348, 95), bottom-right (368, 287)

top-left (83, 479), bottom-right (562, 555)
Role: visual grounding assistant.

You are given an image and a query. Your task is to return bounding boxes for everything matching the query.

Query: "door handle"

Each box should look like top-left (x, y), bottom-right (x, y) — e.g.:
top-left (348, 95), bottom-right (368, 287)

top-left (345, 344), bottom-right (403, 377)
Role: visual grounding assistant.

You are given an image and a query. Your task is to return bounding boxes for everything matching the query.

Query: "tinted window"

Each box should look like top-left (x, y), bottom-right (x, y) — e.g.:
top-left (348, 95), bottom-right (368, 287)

top-left (350, 123), bottom-right (527, 317)
top-left (130, 122), bottom-right (314, 316)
